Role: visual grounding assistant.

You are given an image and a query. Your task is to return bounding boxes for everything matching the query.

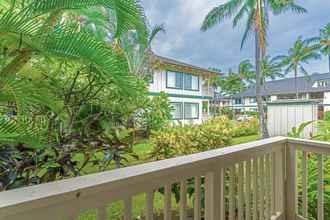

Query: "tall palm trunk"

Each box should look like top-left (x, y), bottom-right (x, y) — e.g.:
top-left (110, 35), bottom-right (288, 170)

top-left (255, 31), bottom-right (269, 138)
top-left (294, 67), bottom-right (298, 99)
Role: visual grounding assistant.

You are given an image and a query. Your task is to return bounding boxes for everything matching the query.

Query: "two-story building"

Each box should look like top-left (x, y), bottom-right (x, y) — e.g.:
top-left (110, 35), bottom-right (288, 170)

top-left (149, 55), bottom-right (220, 124)
top-left (214, 73), bottom-right (330, 112)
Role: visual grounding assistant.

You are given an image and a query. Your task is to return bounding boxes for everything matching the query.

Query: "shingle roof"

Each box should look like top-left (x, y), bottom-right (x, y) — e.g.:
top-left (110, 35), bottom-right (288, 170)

top-left (236, 73), bottom-right (330, 97)
top-left (153, 54), bottom-right (221, 76)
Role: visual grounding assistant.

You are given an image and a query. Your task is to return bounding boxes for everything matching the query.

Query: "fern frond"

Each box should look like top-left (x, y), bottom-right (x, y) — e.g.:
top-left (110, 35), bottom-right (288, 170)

top-left (42, 27), bottom-right (137, 93)
top-left (26, 0), bottom-right (147, 44)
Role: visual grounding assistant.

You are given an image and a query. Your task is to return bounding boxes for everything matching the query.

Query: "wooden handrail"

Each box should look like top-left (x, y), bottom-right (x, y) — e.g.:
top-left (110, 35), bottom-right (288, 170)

top-left (1, 136), bottom-right (330, 220)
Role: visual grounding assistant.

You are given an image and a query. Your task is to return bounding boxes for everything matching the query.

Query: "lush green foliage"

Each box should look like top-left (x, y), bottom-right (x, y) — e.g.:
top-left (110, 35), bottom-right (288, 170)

top-left (150, 117), bottom-right (259, 160)
top-left (0, 0), bottom-right (174, 190)
top-left (232, 118), bottom-right (259, 137)
top-left (150, 117), bottom-right (234, 160)
top-left (287, 121), bottom-right (314, 138)
top-left (324, 111), bottom-right (330, 121)
top-left (137, 92), bottom-right (172, 137)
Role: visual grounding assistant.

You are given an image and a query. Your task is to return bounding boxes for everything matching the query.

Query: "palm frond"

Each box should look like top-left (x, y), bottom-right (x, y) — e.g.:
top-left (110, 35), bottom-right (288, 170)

top-left (272, 2), bottom-right (307, 15)
top-left (42, 26), bottom-right (137, 93)
top-left (0, 76), bottom-right (59, 114)
top-left (148, 24), bottom-right (165, 45)
top-left (240, 8), bottom-right (254, 49)
top-left (233, 4), bottom-right (248, 27)
top-left (201, 0), bottom-right (243, 31)
top-left (26, 0), bottom-right (148, 44)
top-left (0, 9), bottom-right (43, 37)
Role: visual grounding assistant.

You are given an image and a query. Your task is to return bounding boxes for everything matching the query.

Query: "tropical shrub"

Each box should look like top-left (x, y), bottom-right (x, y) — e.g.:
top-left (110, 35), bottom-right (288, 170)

top-left (232, 118), bottom-right (259, 137)
top-left (137, 92), bottom-right (172, 137)
top-left (150, 116), bottom-right (233, 160)
top-left (324, 111), bottom-right (330, 121)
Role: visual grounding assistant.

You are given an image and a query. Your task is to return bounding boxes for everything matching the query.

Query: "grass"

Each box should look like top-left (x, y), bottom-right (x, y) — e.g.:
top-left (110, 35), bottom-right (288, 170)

top-left (76, 134), bottom-right (260, 219)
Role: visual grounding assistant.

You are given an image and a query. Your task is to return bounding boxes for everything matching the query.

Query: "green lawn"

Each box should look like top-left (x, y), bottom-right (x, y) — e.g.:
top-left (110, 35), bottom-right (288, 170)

top-left (77, 134), bottom-right (260, 219)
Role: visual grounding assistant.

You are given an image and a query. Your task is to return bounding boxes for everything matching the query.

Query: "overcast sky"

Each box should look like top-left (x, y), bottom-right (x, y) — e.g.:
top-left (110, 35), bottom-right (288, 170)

top-left (141, 0), bottom-right (330, 76)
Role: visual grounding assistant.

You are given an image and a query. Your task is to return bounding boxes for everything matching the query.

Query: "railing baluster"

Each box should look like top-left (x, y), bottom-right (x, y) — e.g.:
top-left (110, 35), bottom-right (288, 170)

top-left (265, 154), bottom-right (271, 220)
top-left (146, 191), bottom-right (154, 220)
top-left (229, 166), bottom-right (235, 220)
top-left (238, 162), bottom-right (244, 220)
top-left (318, 154), bottom-right (324, 220)
top-left (285, 144), bottom-right (297, 220)
top-left (252, 158), bottom-right (258, 220)
top-left (194, 176), bottom-right (201, 220)
top-left (259, 156), bottom-right (265, 220)
top-left (302, 151), bottom-right (308, 218)
top-left (164, 184), bottom-right (172, 220)
top-left (270, 152), bottom-right (275, 215)
top-left (180, 180), bottom-right (187, 220)
top-left (124, 197), bottom-right (132, 220)
top-left (97, 205), bottom-right (107, 220)
top-left (205, 170), bottom-right (222, 220)
top-left (274, 148), bottom-right (285, 214)
top-left (246, 159), bottom-right (252, 220)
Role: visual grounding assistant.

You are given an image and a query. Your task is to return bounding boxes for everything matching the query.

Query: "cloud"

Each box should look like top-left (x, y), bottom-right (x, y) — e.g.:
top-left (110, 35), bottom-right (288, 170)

top-left (142, 0), bottom-right (330, 75)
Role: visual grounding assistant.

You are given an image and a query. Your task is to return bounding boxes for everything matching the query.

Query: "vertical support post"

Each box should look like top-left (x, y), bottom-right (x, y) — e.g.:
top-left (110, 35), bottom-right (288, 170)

top-left (146, 191), bottom-right (154, 220)
top-left (285, 144), bottom-right (297, 220)
top-left (194, 176), bottom-right (201, 220)
top-left (180, 180), bottom-right (187, 220)
top-left (274, 147), bottom-right (285, 213)
top-left (205, 169), bottom-right (223, 220)
top-left (164, 184), bottom-right (172, 220)
top-left (302, 151), bottom-right (308, 218)
top-left (318, 154), bottom-right (324, 220)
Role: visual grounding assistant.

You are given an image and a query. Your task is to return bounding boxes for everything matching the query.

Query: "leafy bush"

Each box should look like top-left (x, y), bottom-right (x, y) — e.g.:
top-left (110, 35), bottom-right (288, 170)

top-left (150, 116), bottom-right (233, 160)
top-left (232, 118), bottom-right (259, 137)
top-left (137, 93), bottom-right (172, 137)
top-left (324, 111), bottom-right (330, 121)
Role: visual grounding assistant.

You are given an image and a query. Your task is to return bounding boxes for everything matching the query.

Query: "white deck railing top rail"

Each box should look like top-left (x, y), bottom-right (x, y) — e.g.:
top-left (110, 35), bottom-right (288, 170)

top-left (0, 136), bottom-right (329, 220)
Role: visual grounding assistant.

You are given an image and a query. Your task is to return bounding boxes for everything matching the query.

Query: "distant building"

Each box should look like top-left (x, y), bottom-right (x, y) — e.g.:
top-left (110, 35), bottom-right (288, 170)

top-left (149, 55), bottom-right (220, 124)
top-left (213, 73), bottom-right (330, 113)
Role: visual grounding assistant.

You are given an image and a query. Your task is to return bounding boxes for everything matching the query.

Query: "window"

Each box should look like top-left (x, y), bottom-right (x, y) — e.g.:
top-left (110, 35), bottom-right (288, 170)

top-left (166, 71), bottom-right (200, 91)
top-left (318, 80), bottom-right (328, 87)
top-left (171, 102), bottom-right (183, 119)
top-left (250, 97), bottom-right (256, 103)
top-left (184, 103), bottom-right (199, 119)
top-left (184, 74), bottom-right (199, 91)
top-left (167, 71), bottom-right (183, 89)
top-left (234, 98), bottom-right (243, 105)
top-left (149, 73), bottom-right (154, 84)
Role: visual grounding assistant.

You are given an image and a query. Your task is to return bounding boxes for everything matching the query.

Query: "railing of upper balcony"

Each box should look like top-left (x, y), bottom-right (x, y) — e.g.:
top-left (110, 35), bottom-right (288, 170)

top-left (0, 137), bottom-right (329, 220)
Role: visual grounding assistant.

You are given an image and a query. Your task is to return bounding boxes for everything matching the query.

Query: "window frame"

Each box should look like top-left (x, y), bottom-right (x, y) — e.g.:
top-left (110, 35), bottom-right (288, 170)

top-left (170, 102), bottom-right (183, 120)
top-left (184, 102), bottom-right (200, 120)
top-left (166, 71), bottom-right (183, 89)
top-left (184, 74), bottom-right (200, 91)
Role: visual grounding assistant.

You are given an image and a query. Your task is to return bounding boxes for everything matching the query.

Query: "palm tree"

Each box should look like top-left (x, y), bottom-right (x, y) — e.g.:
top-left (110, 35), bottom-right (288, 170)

top-left (201, 0), bottom-right (306, 138)
top-left (261, 55), bottom-right (285, 82)
top-left (0, 0), bottom-right (148, 143)
top-left (238, 60), bottom-right (255, 85)
top-left (281, 36), bottom-right (321, 99)
top-left (318, 23), bottom-right (330, 73)
top-left (120, 24), bottom-right (166, 78)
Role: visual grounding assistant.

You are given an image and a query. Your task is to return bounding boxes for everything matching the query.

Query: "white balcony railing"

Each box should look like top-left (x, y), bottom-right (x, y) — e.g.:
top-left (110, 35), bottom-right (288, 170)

top-left (0, 137), bottom-right (329, 220)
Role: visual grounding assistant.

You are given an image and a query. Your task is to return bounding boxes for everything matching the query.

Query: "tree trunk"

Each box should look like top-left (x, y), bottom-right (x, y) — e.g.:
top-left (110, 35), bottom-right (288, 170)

top-left (255, 31), bottom-right (269, 138)
top-left (294, 67), bottom-right (298, 99)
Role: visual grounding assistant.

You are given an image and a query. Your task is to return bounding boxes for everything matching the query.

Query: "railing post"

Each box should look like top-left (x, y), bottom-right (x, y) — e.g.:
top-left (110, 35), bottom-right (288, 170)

top-left (285, 143), bottom-right (297, 220)
top-left (273, 147), bottom-right (285, 215)
top-left (205, 168), bottom-right (224, 220)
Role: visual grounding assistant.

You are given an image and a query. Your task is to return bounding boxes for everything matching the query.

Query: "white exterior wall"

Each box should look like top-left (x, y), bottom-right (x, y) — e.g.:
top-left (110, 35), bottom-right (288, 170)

top-left (324, 92), bottom-right (330, 112)
top-left (149, 70), bottom-right (213, 124)
top-left (267, 103), bottom-right (318, 138)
